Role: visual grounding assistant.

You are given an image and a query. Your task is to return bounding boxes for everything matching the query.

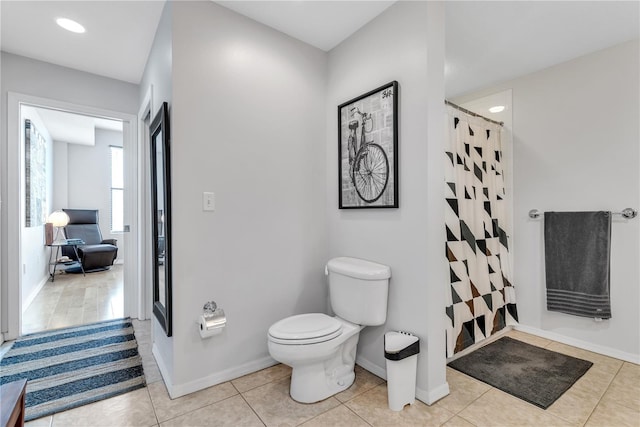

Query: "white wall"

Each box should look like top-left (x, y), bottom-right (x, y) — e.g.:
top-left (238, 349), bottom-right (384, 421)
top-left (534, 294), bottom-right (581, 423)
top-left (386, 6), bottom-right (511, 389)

top-left (52, 141), bottom-right (69, 211)
top-left (139, 0), bottom-right (174, 384)
top-left (327, 1), bottom-right (449, 403)
top-left (514, 40), bottom-right (640, 360)
top-left (65, 129), bottom-right (124, 261)
top-left (139, 0), bottom-right (172, 118)
top-left (455, 40), bottom-right (640, 361)
top-left (1, 44), bottom-right (3, 341)
top-left (21, 106), bottom-right (53, 311)
top-left (1, 52), bottom-right (139, 334)
top-left (141, 0), bottom-right (450, 402)
top-left (148, 1), bottom-right (328, 395)
top-left (0, 53), bottom-right (139, 113)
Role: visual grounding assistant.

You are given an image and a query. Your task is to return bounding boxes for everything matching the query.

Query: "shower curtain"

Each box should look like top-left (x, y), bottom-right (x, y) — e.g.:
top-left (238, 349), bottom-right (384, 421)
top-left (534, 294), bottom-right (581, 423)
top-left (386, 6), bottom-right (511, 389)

top-left (445, 105), bottom-right (518, 358)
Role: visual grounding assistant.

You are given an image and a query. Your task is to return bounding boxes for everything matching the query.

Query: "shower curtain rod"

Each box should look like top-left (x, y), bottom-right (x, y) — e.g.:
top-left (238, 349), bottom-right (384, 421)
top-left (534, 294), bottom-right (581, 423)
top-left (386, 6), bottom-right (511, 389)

top-left (445, 100), bottom-right (504, 127)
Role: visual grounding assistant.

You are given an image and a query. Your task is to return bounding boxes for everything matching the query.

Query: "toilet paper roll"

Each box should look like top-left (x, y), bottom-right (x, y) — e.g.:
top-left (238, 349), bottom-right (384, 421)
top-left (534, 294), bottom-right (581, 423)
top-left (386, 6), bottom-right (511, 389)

top-left (199, 314), bottom-right (225, 338)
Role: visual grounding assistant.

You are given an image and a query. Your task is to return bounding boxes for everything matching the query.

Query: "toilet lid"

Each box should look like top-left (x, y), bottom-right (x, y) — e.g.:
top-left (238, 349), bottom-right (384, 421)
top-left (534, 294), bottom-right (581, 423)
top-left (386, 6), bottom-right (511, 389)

top-left (269, 313), bottom-right (342, 344)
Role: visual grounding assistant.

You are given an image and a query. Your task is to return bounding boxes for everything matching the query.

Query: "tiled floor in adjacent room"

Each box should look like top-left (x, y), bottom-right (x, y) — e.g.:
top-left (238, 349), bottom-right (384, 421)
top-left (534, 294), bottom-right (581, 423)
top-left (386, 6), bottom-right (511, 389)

top-left (22, 264), bottom-right (124, 335)
top-left (23, 325), bottom-right (639, 427)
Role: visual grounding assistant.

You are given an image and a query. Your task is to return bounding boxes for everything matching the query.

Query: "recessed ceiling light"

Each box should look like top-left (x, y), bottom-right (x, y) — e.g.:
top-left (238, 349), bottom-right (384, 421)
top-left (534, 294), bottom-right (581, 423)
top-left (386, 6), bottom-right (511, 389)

top-left (489, 105), bottom-right (505, 113)
top-left (56, 18), bottom-right (86, 34)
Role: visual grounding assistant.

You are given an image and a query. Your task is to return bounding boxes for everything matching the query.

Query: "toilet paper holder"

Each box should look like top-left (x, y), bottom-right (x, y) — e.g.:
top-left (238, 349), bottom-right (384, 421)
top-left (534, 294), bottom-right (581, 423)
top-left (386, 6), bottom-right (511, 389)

top-left (203, 301), bottom-right (218, 314)
top-left (199, 300), bottom-right (226, 338)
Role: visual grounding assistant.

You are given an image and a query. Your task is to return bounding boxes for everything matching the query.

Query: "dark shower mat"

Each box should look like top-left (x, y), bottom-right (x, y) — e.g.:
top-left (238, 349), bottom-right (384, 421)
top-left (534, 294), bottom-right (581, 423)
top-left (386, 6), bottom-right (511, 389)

top-left (448, 336), bottom-right (592, 409)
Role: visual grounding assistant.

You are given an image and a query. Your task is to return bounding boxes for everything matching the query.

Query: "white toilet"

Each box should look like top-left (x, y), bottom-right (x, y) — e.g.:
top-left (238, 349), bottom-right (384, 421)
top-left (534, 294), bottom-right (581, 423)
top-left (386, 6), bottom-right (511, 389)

top-left (267, 257), bottom-right (390, 403)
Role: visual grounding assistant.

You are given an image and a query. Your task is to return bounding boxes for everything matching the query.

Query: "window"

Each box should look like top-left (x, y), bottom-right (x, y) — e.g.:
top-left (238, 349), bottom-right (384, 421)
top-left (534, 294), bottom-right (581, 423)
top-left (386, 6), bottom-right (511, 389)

top-left (110, 146), bottom-right (124, 232)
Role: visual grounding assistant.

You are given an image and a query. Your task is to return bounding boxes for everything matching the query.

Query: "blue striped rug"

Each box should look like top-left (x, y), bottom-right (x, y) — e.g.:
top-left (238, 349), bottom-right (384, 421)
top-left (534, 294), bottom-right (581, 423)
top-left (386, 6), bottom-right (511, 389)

top-left (0, 318), bottom-right (145, 421)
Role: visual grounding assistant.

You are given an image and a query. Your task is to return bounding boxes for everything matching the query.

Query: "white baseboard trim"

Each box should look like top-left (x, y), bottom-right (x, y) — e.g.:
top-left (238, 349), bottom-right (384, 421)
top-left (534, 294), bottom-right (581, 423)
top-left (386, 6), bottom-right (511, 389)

top-left (152, 343), bottom-right (173, 395)
top-left (22, 275), bottom-right (49, 313)
top-left (355, 355), bottom-right (386, 380)
top-left (416, 382), bottom-right (450, 405)
top-left (169, 356), bottom-right (279, 399)
top-left (514, 324), bottom-right (640, 364)
top-left (356, 355), bottom-right (450, 406)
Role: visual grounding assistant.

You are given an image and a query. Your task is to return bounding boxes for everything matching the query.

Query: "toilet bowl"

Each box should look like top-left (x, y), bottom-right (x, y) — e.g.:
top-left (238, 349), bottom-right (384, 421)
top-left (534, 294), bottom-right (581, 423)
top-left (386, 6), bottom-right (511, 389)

top-left (268, 313), bottom-right (363, 403)
top-left (267, 257), bottom-right (391, 403)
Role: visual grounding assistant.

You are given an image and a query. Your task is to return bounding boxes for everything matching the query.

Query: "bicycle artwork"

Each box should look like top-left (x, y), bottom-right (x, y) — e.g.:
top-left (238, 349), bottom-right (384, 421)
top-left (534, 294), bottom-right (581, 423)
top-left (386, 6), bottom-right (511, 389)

top-left (338, 81), bottom-right (398, 208)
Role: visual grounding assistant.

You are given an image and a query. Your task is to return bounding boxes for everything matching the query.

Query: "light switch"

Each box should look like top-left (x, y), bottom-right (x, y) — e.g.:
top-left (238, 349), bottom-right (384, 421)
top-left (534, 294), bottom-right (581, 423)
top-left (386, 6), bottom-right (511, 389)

top-left (203, 192), bottom-right (215, 211)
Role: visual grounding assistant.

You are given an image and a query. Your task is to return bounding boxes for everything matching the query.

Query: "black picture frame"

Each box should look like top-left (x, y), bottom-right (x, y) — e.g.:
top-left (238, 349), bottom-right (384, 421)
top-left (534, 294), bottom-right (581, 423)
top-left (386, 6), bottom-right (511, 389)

top-left (338, 81), bottom-right (398, 209)
top-left (150, 102), bottom-right (172, 337)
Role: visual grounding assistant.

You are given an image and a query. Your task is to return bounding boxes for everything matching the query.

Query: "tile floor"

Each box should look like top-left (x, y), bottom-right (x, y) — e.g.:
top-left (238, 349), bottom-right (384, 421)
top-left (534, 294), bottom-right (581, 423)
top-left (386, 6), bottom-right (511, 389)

top-left (22, 264), bottom-right (124, 335)
top-left (22, 324), bottom-right (639, 427)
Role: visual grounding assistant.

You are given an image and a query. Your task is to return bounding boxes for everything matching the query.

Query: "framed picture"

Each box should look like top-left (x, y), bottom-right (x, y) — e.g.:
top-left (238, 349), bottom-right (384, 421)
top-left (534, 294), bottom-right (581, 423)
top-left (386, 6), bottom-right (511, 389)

top-left (25, 119), bottom-right (48, 226)
top-left (338, 81), bottom-right (398, 209)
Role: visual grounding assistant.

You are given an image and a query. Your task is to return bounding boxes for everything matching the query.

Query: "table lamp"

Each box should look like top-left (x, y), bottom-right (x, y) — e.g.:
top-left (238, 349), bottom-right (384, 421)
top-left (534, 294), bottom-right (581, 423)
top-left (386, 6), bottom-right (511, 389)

top-left (47, 210), bottom-right (70, 243)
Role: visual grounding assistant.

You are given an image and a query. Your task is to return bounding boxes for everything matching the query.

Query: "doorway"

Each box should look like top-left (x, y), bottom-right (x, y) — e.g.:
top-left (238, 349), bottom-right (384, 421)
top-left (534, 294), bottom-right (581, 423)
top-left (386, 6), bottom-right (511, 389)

top-left (21, 105), bottom-right (125, 333)
top-left (6, 92), bottom-right (140, 339)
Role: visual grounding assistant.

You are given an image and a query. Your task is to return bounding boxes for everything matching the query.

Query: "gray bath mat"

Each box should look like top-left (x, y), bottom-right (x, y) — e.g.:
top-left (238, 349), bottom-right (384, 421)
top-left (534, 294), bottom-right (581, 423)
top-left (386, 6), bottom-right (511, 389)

top-left (448, 336), bottom-right (592, 409)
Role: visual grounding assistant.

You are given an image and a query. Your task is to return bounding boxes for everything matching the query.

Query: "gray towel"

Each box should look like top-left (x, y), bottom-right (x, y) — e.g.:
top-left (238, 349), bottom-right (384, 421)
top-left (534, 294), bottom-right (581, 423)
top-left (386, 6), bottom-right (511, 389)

top-left (544, 211), bottom-right (612, 318)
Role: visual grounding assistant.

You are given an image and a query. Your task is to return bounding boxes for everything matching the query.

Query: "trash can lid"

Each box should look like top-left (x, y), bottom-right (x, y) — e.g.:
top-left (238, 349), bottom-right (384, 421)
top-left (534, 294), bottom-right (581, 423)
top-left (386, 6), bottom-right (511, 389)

top-left (384, 331), bottom-right (420, 361)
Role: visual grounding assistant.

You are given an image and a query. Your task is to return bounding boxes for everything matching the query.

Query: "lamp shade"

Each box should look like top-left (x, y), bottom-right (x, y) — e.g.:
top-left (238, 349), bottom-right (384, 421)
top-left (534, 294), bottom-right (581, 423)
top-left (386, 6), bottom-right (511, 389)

top-left (47, 210), bottom-right (70, 227)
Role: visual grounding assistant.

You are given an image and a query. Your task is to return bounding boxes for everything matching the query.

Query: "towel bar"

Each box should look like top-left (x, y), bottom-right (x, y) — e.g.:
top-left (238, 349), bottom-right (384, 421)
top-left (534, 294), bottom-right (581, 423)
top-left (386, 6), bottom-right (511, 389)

top-left (528, 208), bottom-right (637, 219)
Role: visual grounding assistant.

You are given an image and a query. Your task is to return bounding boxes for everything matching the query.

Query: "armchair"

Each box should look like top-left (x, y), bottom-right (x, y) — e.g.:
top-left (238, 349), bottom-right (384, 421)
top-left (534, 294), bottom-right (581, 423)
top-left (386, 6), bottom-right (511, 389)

top-left (62, 209), bottom-right (118, 272)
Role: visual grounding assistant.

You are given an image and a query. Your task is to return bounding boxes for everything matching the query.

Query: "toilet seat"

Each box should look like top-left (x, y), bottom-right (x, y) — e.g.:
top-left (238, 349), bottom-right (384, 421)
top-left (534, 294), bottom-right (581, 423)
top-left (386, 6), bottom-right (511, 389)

top-left (268, 313), bottom-right (343, 345)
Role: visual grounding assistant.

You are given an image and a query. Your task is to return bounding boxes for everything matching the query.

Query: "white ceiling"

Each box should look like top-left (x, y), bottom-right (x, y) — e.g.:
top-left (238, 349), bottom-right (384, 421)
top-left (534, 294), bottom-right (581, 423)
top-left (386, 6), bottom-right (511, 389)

top-left (1, 1), bottom-right (638, 97)
top-left (0, 1), bottom-right (165, 84)
top-left (445, 1), bottom-right (639, 97)
top-left (35, 107), bottom-right (122, 146)
top-left (215, 1), bottom-right (395, 51)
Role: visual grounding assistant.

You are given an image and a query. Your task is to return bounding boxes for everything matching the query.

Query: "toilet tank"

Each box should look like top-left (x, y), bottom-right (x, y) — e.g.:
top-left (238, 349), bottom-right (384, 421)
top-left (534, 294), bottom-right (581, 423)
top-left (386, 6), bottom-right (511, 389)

top-left (326, 257), bottom-right (390, 326)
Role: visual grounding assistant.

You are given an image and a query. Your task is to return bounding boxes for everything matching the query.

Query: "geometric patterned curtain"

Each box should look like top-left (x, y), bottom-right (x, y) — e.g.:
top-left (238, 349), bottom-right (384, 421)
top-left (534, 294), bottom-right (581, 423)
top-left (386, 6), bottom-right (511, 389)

top-left (444, 105), bottom-right (518, 358)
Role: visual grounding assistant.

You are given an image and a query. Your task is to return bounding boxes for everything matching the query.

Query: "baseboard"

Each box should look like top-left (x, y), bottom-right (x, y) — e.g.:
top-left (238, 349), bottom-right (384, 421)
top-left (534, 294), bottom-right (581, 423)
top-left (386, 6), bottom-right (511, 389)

top-left (152, 343), bottom-right (173, 395)
top-left (355, 355), bottom-right (386, 380)
top-left (22, 275), bottom-right (49, 313)
top-left (356, 355), bottom-right (450, 406)
top-left (514, 324), bottom-right (640, 364)
top-left (169, 356), bottom-right (279, 399)
top-left (416, 382), bottom-right (450, 405)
